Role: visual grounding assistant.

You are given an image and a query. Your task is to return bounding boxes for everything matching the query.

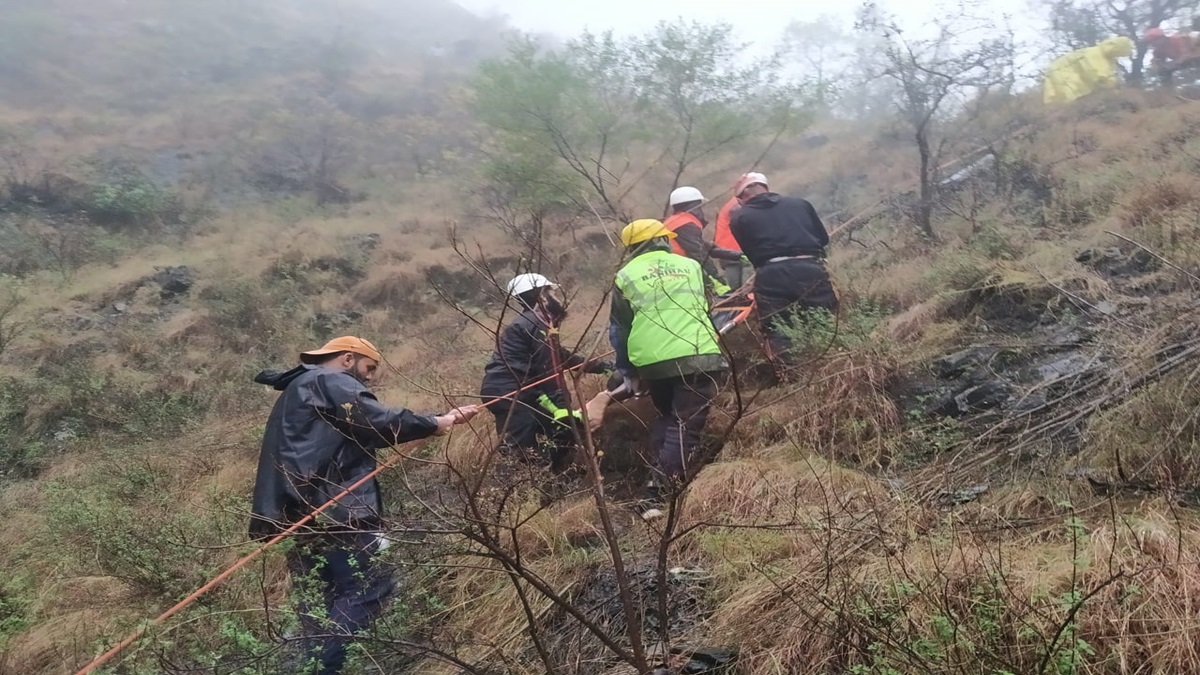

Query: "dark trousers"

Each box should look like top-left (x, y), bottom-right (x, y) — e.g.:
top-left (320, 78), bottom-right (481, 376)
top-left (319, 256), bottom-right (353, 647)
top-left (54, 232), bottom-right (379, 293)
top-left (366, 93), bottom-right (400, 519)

top-left (287, 531), bottom-right (395, 675)
top-left (720, 260), bottom-right (754, 291)
top-left (753, 259), bottom-right (839, 363)
top-left (646, 372), bottom-right (719, 484)
top-left (485, 394), bottom-right (575, 471)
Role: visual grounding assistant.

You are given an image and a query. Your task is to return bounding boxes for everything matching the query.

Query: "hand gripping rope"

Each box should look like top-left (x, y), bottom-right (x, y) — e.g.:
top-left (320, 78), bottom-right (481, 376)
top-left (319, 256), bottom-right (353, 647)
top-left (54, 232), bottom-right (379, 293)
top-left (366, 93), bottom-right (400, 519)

top-left (72, 357), bottom-right (610, 675)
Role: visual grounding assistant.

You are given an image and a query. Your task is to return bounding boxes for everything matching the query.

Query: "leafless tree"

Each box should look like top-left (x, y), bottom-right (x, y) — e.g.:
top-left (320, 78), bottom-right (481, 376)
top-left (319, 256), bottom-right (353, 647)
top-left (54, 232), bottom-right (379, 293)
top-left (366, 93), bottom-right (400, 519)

top-left (857, 1), bottom-right (1016, 239)
top-left (0, 279), bottom-right (26, 358)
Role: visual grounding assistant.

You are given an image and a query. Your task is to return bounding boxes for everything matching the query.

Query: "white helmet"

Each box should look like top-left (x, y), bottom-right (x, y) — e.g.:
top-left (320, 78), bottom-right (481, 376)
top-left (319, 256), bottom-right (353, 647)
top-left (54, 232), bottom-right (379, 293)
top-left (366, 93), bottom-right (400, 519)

top-left (506, 273), bottom-right (557, 298)
top-left (668, 186), bottom-right (704, 206)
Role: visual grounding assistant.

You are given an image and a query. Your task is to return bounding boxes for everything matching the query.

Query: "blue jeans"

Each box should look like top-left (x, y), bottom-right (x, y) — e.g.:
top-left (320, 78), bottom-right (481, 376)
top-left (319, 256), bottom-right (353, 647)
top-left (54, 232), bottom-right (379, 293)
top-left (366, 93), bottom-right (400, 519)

top-left (287, 531), bottom-right (395, 674)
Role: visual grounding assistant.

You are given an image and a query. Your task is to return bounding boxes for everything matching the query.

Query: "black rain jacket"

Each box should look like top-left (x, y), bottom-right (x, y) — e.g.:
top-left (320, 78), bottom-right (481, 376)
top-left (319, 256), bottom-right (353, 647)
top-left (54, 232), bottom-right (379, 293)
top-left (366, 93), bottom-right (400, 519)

top-left (729, 193), bottom-right (830, 269)
top-left (248, 364), bottom-right (439, 539)
top-left (479, 307), bottom-right (608, 407)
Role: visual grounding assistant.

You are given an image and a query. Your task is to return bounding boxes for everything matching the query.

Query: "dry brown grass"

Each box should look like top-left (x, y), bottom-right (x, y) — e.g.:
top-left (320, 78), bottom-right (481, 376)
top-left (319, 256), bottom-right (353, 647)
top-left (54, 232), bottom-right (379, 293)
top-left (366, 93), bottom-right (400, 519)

top-left (724, 352), bottom-right (901, 470)
top-left (1074, 366), bottom-right (1200, 488)
top-left (680, 456), bottom-right (883, 528)
top-left (14, 79), bottom-right (1200, 675)
top-left (414, 548), bottom-right (595, 675)
top-left (688, 494), bottom-right (1200, 674)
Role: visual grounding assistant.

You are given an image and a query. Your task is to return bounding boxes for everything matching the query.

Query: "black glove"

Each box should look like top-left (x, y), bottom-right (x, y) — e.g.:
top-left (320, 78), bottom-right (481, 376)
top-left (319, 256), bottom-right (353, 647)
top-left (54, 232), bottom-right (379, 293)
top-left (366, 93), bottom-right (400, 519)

top-left (584, 360), bottom-right (615, 375)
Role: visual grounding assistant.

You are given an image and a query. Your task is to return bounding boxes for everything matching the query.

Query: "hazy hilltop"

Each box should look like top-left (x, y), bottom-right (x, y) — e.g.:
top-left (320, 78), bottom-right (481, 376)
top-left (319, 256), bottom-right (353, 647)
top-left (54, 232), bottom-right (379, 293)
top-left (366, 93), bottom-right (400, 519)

top-left (1, 0), bottom-right (509, 107)
top-left (0, 0), bottom-right (511, 215)
top-left (6, 0), bottom-right (1200, 673)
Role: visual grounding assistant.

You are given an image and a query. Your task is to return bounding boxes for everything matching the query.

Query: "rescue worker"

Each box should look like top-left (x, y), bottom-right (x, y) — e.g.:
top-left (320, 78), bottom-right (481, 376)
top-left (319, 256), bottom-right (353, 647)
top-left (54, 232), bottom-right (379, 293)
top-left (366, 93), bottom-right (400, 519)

top-left (249, 336), bottom-right (478, 674)
top-left (609, 219), bottom-right (729, 519)
top-left (1145, 26), bottom-right (1200, 84)
top-left (714, 193), bottom-right (754, 290)
top-left (1042, 36), bottom-right (1134, 105)
top-left (480, 273), bottom-right (613, 472)
top-left (729, 172), bottom-right (839, 374)
top-left (663, 186), bottom-right (744, 294)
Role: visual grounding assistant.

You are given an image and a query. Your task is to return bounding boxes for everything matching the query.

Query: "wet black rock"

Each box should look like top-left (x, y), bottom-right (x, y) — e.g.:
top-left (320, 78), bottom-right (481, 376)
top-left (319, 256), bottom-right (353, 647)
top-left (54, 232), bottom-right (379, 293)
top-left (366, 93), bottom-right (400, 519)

top-left (933, 346), bottom-right (999, 379)
top-left (930, 380), bottom-right (1013, 417)
top-left (152, 265), bottom-right (194, 300)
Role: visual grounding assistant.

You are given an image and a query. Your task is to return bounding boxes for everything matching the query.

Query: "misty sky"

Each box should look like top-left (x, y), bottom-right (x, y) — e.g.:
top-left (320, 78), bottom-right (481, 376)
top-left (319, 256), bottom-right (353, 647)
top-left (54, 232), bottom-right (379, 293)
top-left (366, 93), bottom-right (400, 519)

top-left (455, 0), bottom-right (1045, 55)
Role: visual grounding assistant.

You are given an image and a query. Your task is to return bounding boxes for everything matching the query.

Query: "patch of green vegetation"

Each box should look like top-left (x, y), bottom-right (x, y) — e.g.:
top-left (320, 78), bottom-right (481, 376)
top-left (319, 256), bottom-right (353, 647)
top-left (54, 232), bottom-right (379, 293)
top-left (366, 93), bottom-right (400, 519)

top-left (43, 450), bottom-right (236, 598)
top-left (0, 575), bottom-right (33, 649)
top-left (89, 173), bottom-right (181, 228)
top-left (775, 300), bottom-right (889, 358)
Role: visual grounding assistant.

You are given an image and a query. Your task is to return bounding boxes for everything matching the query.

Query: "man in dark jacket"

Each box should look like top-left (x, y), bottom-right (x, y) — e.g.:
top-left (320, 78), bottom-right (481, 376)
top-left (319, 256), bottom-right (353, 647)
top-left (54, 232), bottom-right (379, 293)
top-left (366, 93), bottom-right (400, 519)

top-left (480, 273), bottom-right (612, 472)
top-left (729, 172), bottom-right (839, 373)
top-left (250, 335), bottom-right (477, 675)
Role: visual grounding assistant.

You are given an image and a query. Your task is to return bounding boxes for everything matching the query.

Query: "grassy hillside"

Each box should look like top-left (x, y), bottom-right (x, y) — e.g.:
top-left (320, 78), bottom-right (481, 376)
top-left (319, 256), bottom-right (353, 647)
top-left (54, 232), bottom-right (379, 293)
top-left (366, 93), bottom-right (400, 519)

top-left (4, 0), bottom-right (1200, 672)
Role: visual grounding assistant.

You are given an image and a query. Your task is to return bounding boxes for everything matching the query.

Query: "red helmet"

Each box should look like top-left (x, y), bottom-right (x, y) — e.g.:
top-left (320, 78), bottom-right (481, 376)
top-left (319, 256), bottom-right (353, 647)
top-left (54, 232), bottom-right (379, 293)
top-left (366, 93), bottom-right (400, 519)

top-left (733, 172), bottom-right (768, 198)
top-left (1144, 26), bottom-right (1166, 41)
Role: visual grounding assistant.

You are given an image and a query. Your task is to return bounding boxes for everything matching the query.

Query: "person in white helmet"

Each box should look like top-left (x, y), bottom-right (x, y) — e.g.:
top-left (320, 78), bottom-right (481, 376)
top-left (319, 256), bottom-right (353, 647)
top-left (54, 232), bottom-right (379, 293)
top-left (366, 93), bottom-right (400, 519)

top-left (479, 273), bottom-right (613, 472)
top-left (663, 185), bottom-right (744, 294)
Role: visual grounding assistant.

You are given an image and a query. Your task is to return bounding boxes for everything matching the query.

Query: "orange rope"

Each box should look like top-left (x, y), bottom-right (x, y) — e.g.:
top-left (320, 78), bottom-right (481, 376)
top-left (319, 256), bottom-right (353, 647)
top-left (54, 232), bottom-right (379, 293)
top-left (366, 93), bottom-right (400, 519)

top-left (73, 356), bottom-right (610, 675)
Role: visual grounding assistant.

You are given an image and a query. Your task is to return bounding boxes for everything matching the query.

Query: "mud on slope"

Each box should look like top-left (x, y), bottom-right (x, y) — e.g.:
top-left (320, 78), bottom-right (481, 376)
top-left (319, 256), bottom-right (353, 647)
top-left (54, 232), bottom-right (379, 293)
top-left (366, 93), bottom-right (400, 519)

top-left (889, 240), bottom-right (1200, 488)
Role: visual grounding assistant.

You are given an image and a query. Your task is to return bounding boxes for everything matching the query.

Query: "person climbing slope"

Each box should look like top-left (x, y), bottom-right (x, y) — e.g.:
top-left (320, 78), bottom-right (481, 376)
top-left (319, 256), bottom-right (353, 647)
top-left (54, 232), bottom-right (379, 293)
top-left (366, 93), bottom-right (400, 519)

top-left (608, 219), bottom-right (729, 520)
top-left (663, 185), bottom-right (744, 295)
top-left (713, 188), bottom-right (753, 290)
top-left (480, 273), bottom-right (613, 473)
top-left (249, 336), bottom-right (478, 675)
top-left (728, 172), bottom-right (839, 376)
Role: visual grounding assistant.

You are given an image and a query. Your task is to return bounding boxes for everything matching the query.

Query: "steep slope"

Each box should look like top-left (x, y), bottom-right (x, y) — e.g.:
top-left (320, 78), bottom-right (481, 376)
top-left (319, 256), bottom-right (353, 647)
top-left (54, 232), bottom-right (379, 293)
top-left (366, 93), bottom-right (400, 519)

top-left (4, 5), bottom-right (1200, 671)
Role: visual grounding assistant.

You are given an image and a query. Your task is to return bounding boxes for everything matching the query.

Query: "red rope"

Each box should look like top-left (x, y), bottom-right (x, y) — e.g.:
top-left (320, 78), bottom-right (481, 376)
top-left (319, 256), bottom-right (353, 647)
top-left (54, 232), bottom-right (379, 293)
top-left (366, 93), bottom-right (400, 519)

top-left (77, 284), bottom-right (762, 672)
top-left (73, 357), bottom-right (610, 675)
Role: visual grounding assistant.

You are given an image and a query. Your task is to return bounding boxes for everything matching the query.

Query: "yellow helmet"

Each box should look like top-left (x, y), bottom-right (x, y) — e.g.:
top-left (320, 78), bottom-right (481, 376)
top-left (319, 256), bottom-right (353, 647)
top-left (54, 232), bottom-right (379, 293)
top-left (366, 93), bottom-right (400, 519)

top-left (620, 219), bottom-right (677, 247)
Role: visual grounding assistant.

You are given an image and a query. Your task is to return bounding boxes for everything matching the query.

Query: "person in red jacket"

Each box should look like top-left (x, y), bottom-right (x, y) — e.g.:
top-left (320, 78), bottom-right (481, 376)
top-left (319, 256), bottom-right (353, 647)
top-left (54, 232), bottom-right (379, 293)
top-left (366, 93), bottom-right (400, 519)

top-left (714, 179), bottom-right (754, 290)
top-left (1145, 26), bottom-right (1200, 83)
top-left (662, 185), bottom-right (744, 293)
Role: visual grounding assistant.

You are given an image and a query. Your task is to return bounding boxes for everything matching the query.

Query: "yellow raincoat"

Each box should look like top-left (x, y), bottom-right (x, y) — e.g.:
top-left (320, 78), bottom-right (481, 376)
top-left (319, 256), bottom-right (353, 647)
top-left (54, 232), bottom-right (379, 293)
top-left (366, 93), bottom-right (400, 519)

top-left (1043, 36), bottom-right (1135, 105)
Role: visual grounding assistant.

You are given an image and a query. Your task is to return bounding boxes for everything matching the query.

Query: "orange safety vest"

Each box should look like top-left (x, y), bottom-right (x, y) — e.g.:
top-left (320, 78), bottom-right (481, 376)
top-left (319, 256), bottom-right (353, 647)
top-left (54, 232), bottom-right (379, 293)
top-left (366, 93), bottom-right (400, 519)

top-left (662, 211), bottom-right (702, 257)
top-left (714, 197), bottom-right (741, 252)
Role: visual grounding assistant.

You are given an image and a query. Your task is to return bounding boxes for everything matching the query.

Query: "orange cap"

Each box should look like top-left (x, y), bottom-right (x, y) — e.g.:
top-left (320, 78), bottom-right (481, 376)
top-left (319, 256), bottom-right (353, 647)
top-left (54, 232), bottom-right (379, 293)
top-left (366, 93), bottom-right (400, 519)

top-left (300, 336), bottom-right (382, 364)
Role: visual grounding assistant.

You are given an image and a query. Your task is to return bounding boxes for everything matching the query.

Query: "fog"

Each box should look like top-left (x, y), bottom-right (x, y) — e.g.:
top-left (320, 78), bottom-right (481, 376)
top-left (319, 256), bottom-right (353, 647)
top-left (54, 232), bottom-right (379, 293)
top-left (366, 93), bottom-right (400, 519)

top-left (457, 0), bottom-right (1050, 65)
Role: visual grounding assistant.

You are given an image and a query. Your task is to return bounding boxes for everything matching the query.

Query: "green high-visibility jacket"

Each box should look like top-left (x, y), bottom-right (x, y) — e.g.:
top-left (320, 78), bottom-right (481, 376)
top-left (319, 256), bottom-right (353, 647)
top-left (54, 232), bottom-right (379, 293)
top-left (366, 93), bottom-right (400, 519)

top-left (613, 249), bottom-right (725, 379)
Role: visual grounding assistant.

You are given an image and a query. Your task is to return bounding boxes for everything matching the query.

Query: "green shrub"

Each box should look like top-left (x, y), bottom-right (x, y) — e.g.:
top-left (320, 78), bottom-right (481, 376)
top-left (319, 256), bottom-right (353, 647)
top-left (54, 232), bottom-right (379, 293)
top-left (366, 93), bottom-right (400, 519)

top-left (43, 455), bottom-right (236, 598)
top-left (968, 226), bottom-right (1019, 261)
top-left (88, 173), bottom-right (182, 229)
top-left (0, 576), bottom-right (32, 648)
top-left (198, 277), bottom-right (308, 355)
top-left (0, 356), bottom-right (211, 480)
top-left (0, 376), bottom-right (49, 478)
top-left (775, 300), bottom-right (888, 358)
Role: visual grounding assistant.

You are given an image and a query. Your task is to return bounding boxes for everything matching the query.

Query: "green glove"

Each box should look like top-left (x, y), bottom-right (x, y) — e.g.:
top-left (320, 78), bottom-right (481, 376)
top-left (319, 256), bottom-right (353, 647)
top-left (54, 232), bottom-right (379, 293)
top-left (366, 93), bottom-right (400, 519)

top-left (557, 408), bottom-right (583, 423)
top-left (537, 394), bottom-right (582, 424)
top-left (536, 393), bottom-right (559, 415)
top-left (712, 278), bottom-right (732, 296)
top-left (739, 255), bottom-right (751, 266)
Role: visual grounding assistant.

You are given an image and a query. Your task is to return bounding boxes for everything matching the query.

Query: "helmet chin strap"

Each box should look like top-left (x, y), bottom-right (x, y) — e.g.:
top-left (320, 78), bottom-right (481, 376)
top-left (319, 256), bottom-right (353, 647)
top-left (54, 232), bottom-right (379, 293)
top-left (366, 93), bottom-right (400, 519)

top-left (534, 288), bottom-right (567, 322)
